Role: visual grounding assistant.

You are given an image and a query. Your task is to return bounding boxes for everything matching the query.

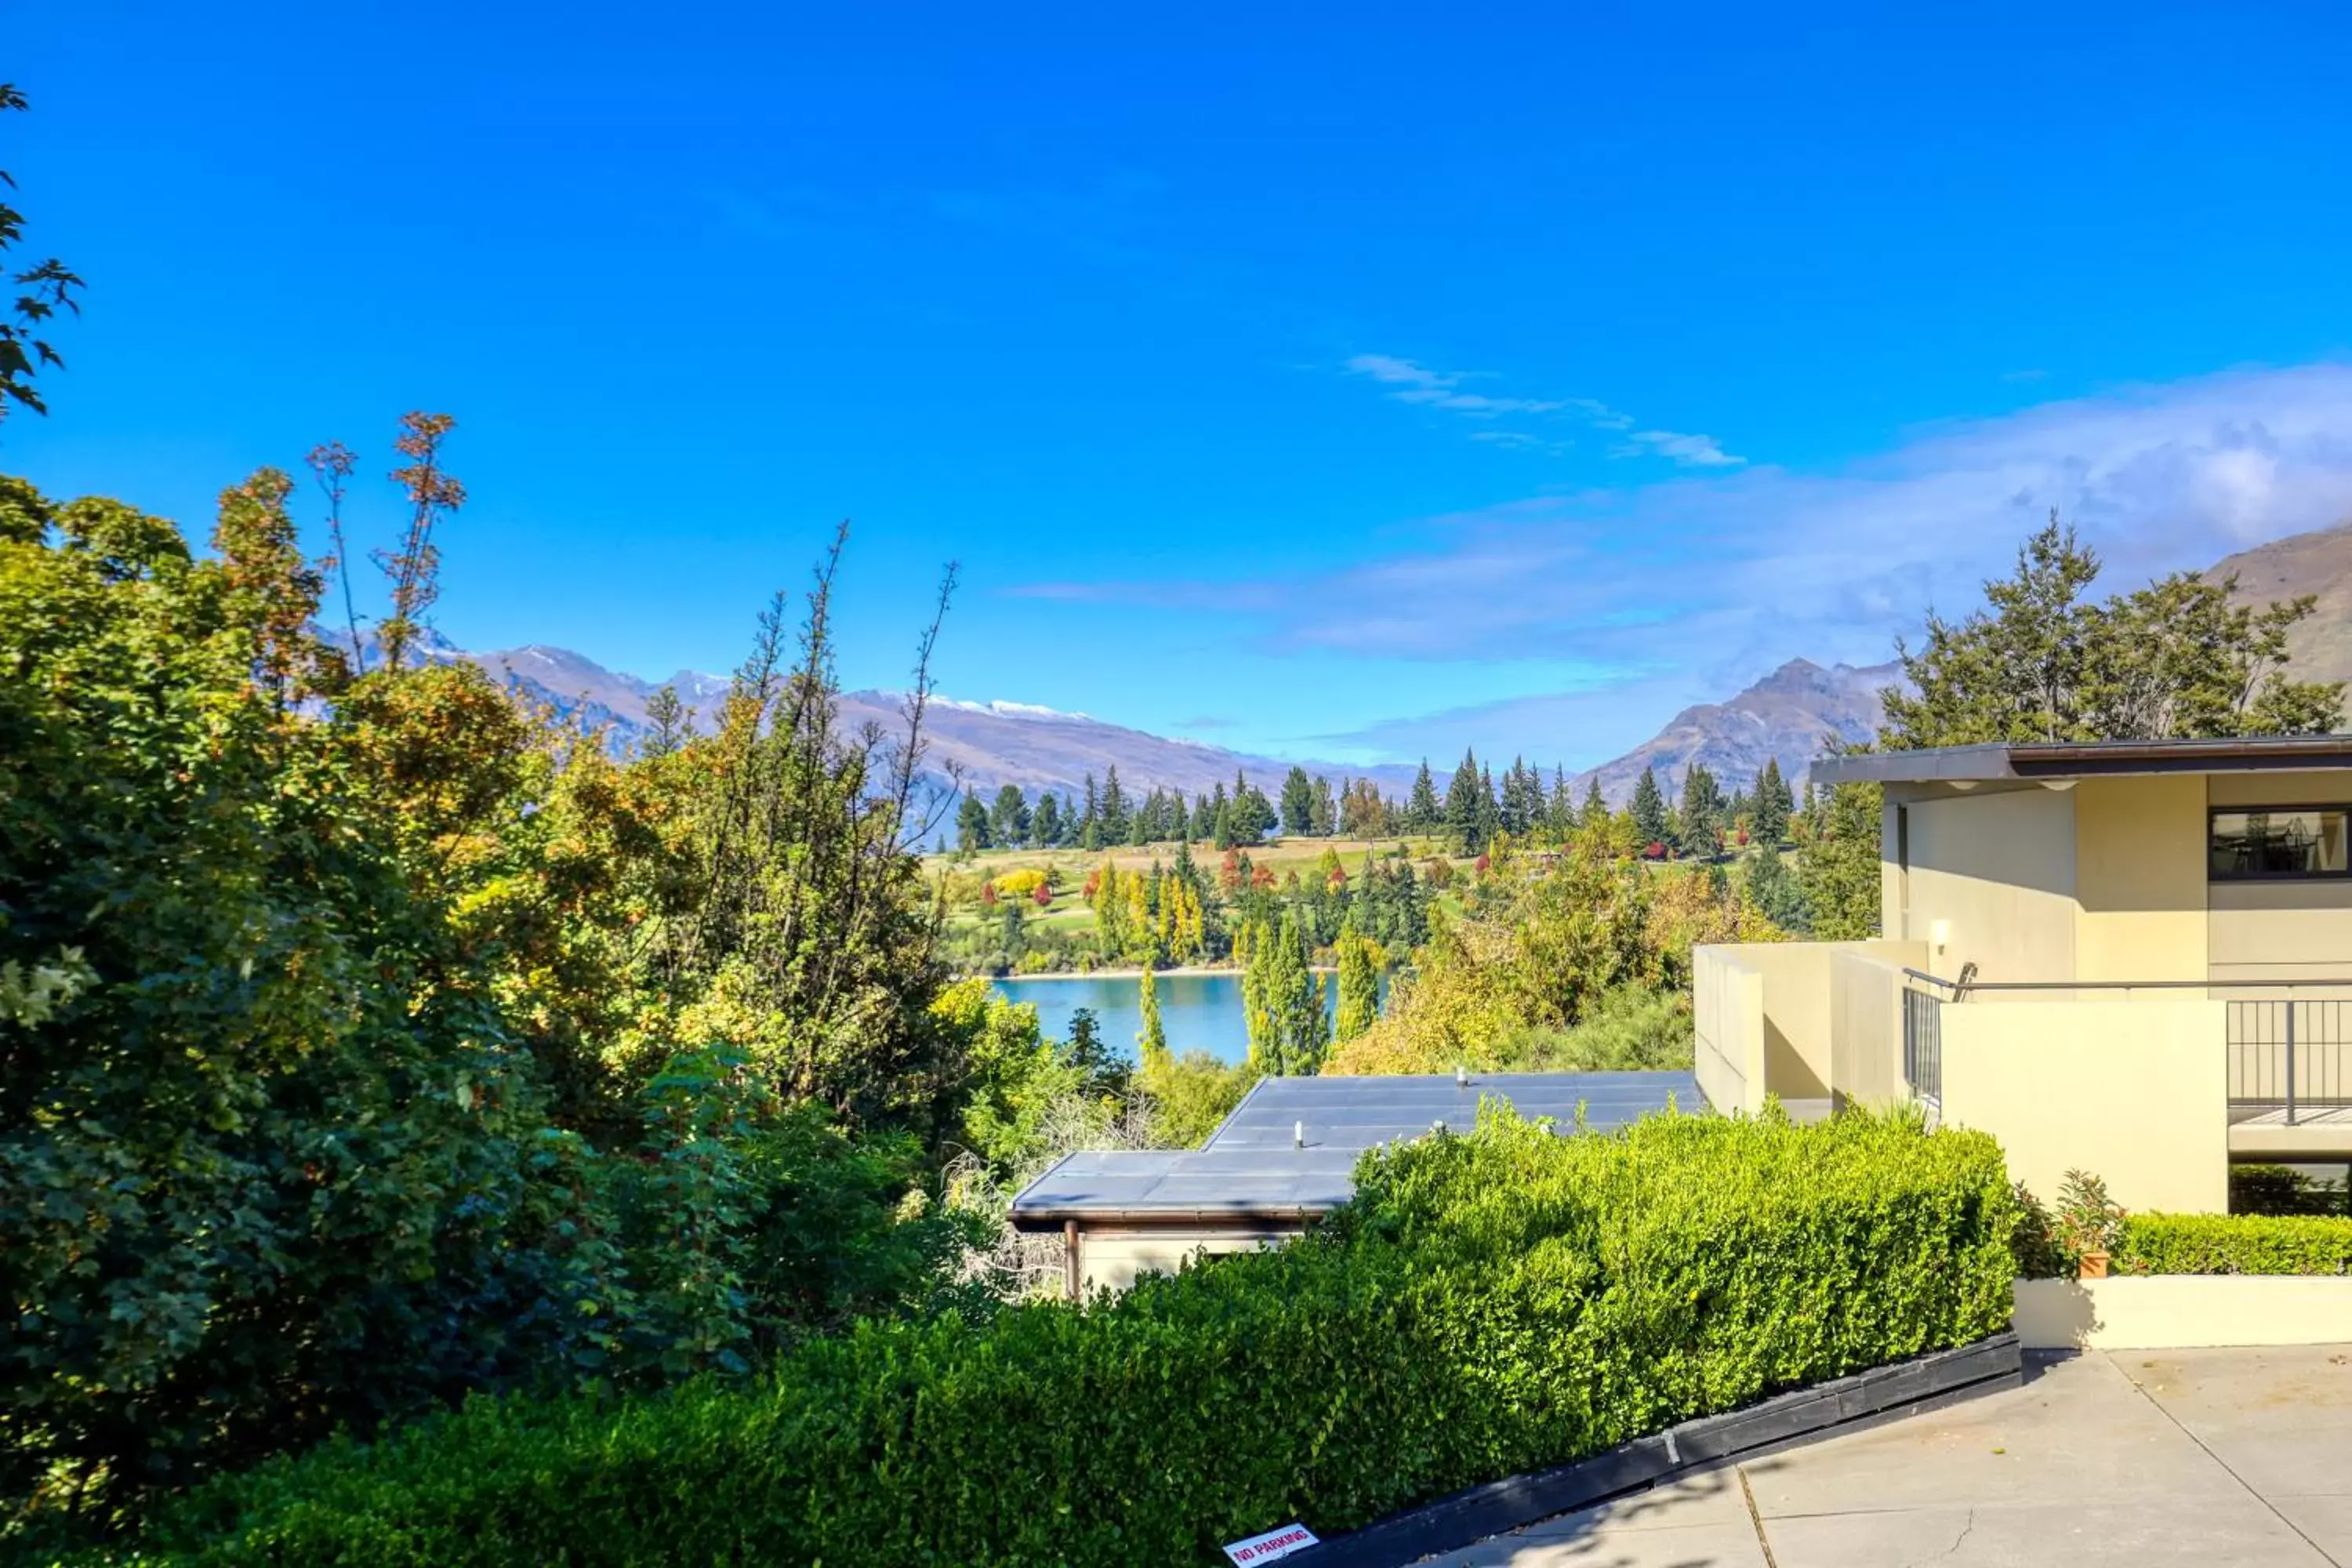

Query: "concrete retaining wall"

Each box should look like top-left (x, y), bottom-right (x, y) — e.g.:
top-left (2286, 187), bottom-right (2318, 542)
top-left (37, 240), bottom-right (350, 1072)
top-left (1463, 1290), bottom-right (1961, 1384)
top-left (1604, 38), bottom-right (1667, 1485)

top-left (2013, 1275), bottom-right (2352, 1349)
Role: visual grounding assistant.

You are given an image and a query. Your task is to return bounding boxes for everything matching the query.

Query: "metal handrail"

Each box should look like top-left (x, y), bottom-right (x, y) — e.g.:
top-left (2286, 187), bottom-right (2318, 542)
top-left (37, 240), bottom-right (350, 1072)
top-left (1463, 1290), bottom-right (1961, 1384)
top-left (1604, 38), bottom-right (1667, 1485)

top-left (1899, 970), bottom-right (2352, 993)
top-left (1896, 967), bottom-right (2352, 1128)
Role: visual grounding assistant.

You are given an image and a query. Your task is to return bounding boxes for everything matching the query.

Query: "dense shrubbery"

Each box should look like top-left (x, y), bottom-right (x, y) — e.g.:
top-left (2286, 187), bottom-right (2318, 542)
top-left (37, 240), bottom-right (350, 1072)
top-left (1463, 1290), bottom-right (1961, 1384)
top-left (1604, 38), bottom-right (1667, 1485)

top-left (2116, 1213), bottom-right (2352, 1276)
top-left (2229, 1162), bottom-right (2350, 1217)
top-left (1327, 833), bottom-right (1781, 1074)
top-left (87, 1109), bottom-right (2016, 1567)
top-left (0, 467), bottom-right (1004, 1540)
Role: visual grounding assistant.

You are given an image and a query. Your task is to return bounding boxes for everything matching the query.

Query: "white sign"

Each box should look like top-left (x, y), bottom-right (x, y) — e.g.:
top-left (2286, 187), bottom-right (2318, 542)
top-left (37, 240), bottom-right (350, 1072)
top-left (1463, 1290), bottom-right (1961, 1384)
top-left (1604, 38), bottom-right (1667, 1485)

top-left (1223, 1522), bottom-right (1320, 1563)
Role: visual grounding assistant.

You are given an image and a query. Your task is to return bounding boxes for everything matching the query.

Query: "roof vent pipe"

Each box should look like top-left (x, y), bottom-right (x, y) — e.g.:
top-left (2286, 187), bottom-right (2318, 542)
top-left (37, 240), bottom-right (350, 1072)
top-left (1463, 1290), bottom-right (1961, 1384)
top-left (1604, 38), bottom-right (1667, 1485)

top-left (1293, 1120), bottom-right (1305, 1149)
top-left (1455, 1064), bottom-right (1468, 1087)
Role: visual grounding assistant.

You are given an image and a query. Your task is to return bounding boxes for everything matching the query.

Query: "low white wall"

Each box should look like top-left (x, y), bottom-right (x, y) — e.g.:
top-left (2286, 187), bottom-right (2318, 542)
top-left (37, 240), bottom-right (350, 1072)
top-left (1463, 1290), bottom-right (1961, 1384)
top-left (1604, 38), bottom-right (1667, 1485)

top-left (1941, 997), bottom-right (2229, 1214)
top-left (1691, 946), bottom-right (1764, 1116)
top-left (2013, 1275), bottom-right (2352, 1349)
top-left (1829, 942), bottom-right (1927, 1109)
top-left (1076, 1228), bottom-right (1294, 1295)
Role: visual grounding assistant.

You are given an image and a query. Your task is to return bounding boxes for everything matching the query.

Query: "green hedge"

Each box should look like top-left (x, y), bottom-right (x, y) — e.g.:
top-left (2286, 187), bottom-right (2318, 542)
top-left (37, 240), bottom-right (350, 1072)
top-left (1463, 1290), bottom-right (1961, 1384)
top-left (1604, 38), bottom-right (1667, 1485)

top-left (2118, 1212), bottom-right (2352, 1276)
top-left (95, 1109), bottom-right (2018, 1567)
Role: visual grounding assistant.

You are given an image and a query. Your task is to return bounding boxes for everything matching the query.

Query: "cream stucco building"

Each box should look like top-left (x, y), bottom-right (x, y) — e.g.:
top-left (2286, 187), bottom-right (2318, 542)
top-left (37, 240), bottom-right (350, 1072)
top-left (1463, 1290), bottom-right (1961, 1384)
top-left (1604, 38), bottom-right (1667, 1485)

top-left (1695, 735), bottom-right (2352, 1215)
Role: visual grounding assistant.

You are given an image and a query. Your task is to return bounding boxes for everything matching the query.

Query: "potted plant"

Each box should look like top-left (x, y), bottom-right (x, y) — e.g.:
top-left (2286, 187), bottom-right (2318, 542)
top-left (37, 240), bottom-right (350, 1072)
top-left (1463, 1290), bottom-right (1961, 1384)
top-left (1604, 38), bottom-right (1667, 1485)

top-left (2055, 1168), bottom-right (2125, 1279)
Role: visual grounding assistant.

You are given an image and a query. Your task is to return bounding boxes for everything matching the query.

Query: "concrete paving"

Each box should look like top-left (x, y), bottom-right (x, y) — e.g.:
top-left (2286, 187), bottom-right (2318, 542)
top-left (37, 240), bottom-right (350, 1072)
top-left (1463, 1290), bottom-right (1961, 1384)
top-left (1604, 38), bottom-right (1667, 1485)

top-left (1425, 1345), bottom-right (2352, 1567)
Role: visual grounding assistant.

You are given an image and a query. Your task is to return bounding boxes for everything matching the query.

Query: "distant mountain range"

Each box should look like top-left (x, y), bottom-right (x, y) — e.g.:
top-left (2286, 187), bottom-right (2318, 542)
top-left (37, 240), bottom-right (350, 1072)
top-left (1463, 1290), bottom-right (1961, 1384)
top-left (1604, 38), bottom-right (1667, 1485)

top-left (382, 629), bottom-right (1422, 804)
top-left (2213, 518), bottom-right (2352, 688)
top-left (1570, 659), bottom-right (1900, 804)
top-left (388, 516), bottom-right (2352, 814)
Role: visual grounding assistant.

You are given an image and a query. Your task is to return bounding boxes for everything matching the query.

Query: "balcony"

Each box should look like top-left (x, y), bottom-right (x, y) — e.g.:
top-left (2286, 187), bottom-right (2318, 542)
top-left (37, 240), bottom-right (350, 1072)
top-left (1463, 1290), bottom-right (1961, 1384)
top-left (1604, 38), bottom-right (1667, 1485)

top-left (1693, 943), bottom-right (2352, 1215)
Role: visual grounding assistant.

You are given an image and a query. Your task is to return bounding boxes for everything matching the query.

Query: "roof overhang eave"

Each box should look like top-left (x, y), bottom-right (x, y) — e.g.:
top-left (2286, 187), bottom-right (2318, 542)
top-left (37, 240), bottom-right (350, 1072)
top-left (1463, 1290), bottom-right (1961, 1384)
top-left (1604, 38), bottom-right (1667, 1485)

top-left (1810, 735), bottom-right (2352, 787)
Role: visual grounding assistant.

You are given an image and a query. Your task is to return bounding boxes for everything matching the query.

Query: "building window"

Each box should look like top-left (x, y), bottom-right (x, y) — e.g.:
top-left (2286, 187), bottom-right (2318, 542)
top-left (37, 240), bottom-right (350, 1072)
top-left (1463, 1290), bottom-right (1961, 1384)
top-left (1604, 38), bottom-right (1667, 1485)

top-left (2209, 808), bottom-right (2351, 880)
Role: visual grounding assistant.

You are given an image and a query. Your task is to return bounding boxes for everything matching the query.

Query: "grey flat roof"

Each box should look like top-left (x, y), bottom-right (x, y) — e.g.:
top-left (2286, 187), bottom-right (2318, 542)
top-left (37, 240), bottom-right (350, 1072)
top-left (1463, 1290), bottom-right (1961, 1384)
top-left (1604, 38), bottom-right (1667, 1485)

top-left (1008, 1069), bottom-right (1699, 1228)
top-left (1811, 733), bottom-right (2352, 786)
top-left (1204, 1070), bottom-right (1697, 1152)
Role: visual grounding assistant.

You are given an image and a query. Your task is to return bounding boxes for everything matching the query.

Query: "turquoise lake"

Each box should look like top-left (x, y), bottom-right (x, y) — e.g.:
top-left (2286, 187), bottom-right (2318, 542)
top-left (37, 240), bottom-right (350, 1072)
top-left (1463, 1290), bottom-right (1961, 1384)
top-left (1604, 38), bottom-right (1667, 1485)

top-left (991, 971), bottom-right (1338, 1065)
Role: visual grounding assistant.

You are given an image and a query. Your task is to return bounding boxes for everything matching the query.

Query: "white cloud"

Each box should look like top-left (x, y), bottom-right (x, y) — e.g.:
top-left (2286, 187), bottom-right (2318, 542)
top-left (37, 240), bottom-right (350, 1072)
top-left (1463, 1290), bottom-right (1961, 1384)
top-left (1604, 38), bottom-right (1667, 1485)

top-left (1342, 353), bottom-right (1739, 464)
top-left (1345, 353), bottom-right (1452, 388)
top-left (1028, 361), bottom-right (2352, 764)
top-left (1621, 429), bottom-right (1743, 467)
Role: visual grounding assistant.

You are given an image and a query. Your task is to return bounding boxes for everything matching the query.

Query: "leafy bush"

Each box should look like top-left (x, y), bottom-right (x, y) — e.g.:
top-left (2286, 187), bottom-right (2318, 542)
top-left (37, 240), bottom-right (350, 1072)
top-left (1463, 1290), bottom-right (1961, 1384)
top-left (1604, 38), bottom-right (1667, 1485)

top-left (1327, 837), bottom-right (1780, 1076)
top-left (1490, 984), bottom-right (1693, 1072)
top-left (98, 1109), bottom-right (2016, 1567)
top-left (2230, 1163), bottom-right (2350, 1218)
top-left (989, 868), bottom-right (1051, 901)
top-left (2054, 1169), bottom-right (2125, 1258)
top-left (2115, 1213), bottom-right (2352, 1276)
top-left (1, 475), bottom-right (986, 1540)
top-left (1141, 1049), bottom-right (1259, 1148)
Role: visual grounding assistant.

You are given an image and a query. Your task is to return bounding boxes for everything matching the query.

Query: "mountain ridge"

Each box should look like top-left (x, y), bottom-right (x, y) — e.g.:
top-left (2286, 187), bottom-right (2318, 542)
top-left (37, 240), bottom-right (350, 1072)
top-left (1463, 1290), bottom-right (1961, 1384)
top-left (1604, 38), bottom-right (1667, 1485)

top-left (394, 514), bottom-right (2352, 815)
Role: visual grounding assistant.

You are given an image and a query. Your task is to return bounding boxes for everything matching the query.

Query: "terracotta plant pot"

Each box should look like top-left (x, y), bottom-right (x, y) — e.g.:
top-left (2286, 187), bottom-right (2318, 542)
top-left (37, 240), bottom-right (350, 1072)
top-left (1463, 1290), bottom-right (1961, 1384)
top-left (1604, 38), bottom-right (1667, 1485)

top-left (2078, 1250), bottom-right (2110, 1280)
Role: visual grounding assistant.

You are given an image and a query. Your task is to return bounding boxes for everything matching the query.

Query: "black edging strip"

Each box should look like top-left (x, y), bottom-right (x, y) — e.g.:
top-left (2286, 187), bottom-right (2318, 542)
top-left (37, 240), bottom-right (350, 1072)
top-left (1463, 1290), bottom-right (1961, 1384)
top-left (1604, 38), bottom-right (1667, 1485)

top-left (1289, 1330), bottom-right (2023, 1568)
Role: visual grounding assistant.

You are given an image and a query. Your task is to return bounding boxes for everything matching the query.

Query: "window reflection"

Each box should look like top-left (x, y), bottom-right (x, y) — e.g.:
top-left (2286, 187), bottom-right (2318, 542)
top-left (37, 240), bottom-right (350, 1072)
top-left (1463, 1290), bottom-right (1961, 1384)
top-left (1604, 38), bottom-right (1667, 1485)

top-left (2209, 809), bottom-right (2350, 879)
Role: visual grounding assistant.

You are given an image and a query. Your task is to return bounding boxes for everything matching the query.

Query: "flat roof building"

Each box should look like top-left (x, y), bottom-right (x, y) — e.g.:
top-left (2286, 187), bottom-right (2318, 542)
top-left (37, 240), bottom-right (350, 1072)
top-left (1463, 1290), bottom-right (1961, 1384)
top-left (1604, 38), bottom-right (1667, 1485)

top-left (1702, 733), bottom-right (2352, 1218)
top-left (1011, 1069), bottom-right (1700, 1295)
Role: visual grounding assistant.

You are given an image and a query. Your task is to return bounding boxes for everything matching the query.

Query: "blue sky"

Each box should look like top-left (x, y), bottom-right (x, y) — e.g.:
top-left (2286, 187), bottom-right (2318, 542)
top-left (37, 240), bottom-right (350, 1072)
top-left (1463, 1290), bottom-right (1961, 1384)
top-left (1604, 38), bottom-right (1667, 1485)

top-left (13, 4), bottom-right (2352, 769)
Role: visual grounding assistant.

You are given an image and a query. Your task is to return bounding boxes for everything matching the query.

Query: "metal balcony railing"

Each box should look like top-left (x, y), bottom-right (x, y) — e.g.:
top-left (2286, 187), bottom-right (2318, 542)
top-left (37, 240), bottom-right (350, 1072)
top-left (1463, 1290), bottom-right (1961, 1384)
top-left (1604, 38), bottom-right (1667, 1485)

top-left (1900, 985), bottom-right (1942, 1107)
top-left (1900, 968), bottom-right (2352, 1127)
top-left (2226, 1000), bottom-right (2352, 1124)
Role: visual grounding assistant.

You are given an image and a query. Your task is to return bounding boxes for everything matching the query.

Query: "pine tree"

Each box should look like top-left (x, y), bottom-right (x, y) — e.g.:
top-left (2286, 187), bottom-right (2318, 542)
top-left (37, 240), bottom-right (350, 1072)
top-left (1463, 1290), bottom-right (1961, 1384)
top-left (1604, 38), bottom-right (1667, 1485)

top-left (1677, 762), bottom-right (1724, 859)
top-left (1580, 777), bottom-right (1608, 832)
top-left (1407, 760), bottom-right (1441, 830)
top-left (1548, 766), bottom-right (1574, 834)
top-left (1631, 767), bottom-right (1669, 853)
top-left (1137, 960), bottom-right (1170, 1070)
top-left (1311, 774), bottom-right (1338, 837)
top-left (1279, 766), bottom-right (1316, 838)
top-left (1079, 773), bottom-right (1101, 851)
top-left (956, 789), bottom-right (992, 851)
top-left (1229, 772), bottom-right (1276, 846)
top-left (988, 784), bottom-right (1030, 848)
top-left (643, 686), bottom-right (691, 758)
top-left (1752, 757), bottom-right (1791, 846)
top-left (1190, 791), bottom-right (1214, 841)
top-left (1030, 790), bottom-right (1062, 848)
top-left (1099, 766), bottom-right (1131, 844)
top-left (1745, 848), bottom-right (1810, 933)
top-left (1477, 763), bottom-right (1501, 852)
top-left (1444, 750), bottom-right (1484, 855)
top-left (1802, 782), bottom-right (1883, 939)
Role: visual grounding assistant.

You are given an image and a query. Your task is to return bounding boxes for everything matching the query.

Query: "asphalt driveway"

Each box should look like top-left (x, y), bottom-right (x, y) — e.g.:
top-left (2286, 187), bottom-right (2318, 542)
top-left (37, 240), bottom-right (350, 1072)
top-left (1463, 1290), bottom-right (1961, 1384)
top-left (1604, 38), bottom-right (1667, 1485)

top-left (1427, 1344), bottom-right (2352, 1567)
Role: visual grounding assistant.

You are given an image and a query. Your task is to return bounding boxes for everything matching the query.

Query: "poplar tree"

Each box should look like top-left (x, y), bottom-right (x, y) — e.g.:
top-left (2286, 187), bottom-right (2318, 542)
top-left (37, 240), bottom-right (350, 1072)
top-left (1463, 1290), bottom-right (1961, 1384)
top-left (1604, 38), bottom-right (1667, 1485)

top-left (1137, 960), bottom-right (1170, 1070)
top-left (1334, 920), bottom-right (1379, 1041)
